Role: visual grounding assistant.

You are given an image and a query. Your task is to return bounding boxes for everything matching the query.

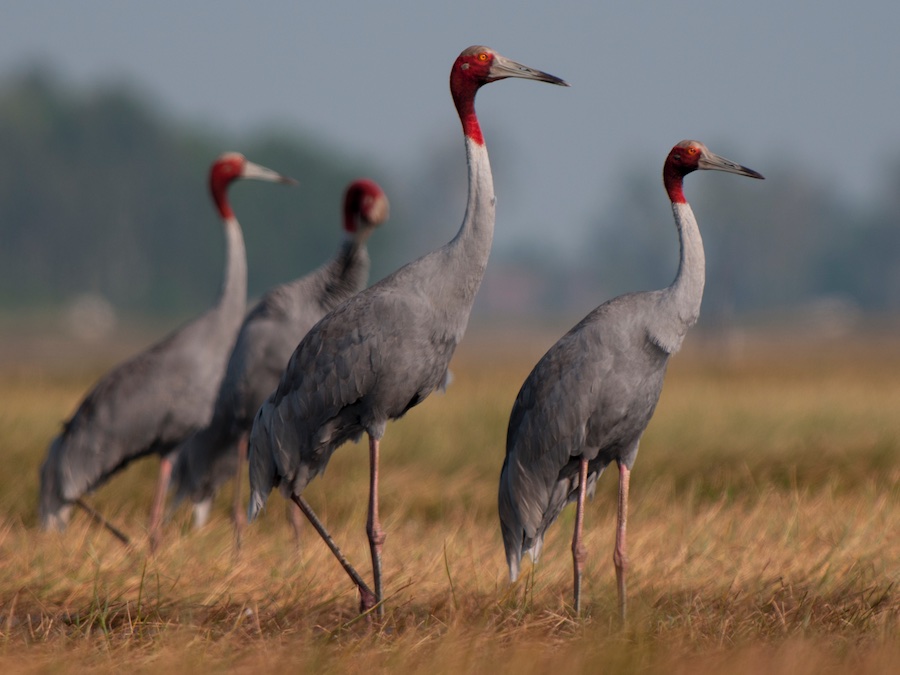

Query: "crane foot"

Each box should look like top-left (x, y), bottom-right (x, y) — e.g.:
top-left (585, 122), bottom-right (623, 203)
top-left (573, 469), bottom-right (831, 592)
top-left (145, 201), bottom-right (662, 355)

top-left (359, 585), bottom-right (378, 615)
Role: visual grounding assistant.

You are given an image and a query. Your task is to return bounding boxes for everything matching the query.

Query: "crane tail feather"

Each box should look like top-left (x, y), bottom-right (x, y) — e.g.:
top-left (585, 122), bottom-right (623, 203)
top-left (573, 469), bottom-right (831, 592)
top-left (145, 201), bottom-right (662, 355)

top-left (247, 489), bottom-right (267, 522)
top-left (508, 557), bottom-right (520, 583)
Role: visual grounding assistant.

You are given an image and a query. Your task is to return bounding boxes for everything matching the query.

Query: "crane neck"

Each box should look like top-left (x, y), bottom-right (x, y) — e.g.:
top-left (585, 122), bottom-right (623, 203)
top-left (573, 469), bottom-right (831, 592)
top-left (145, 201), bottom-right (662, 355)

top-left (452, 76), bottom-right (484, 146)
top-left (667, 200), bottom-right (705, 325)
top-left (648, 200), bottom-right (704, 355)
top-left (321, 235), bottom-right (371, 304)
top-left (216, 214), bottom-right (248, 322)
top-left (211, 182), bottom-right (235, 221)
top-left (452, 135), bottom-right (495, 252)
top-left (447, 134), bottom-right (495, 290)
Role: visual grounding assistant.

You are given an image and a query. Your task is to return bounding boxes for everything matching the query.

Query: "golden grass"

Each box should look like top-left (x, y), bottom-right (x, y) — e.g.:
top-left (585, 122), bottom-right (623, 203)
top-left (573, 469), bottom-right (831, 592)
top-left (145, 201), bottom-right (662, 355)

top-left (0, 325), bottom-right (899, 673)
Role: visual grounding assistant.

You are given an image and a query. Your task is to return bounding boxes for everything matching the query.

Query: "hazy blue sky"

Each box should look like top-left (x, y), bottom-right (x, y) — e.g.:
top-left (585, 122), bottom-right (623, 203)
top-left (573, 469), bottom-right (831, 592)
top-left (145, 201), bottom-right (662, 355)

top-left (3, 2), bottom-right (898, 259)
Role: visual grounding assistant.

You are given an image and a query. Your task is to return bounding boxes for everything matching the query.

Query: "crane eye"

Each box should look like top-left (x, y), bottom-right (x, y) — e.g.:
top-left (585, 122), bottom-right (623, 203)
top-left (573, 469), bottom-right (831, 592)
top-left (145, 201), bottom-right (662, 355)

top-left (478, 52), bottom-right (488, 61)
top-left (688, 147), bottom-right (698, 155)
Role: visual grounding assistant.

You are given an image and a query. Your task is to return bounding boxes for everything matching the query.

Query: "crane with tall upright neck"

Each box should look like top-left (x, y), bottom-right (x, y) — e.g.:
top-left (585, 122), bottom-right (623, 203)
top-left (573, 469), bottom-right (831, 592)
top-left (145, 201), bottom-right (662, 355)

top-left (499, 140), bottom-right (763, 621)
top-left (39, 153), bottom-right (295, 547)
top-left (247, 46), bottom-right (567, 619)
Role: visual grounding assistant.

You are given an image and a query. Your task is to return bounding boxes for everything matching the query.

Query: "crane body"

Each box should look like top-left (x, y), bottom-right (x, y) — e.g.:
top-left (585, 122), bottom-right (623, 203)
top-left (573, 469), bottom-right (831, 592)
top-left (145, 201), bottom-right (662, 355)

top-left (248, 46), bottom-right (568, 619)
top-left (499, 141), bottom-right (763, 620)
top-left (39, 153), bottom-right (295, 542)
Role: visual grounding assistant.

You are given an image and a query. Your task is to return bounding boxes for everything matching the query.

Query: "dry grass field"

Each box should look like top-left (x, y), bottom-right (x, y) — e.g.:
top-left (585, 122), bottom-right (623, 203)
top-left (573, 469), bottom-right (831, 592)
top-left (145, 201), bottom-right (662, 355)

top-left (1, 321), bottom-right (899, 673)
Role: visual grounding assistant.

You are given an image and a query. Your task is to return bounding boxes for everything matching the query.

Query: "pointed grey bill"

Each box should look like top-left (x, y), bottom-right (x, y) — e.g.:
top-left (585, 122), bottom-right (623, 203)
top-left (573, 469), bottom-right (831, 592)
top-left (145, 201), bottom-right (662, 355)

top-left (488, 53), bottom-right (570, 87)
top-left (699, 152), bottom-right (764, 180)
top-left (241, 160), bottom-right (298, 185)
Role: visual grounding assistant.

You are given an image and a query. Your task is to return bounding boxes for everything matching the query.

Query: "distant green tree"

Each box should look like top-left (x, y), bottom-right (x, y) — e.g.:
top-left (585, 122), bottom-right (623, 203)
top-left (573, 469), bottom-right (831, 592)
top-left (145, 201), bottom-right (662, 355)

top-left (0, 67), bottom-right (395, 318)
top-left (820, 161), bottom-right (900, 312)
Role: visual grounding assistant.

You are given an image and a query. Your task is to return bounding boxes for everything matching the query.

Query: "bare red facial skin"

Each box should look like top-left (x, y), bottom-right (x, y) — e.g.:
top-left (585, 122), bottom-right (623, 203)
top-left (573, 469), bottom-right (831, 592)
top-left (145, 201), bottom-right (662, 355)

top-left (209, 154), bottom-right (245, 219)
top-left (662, 143), bottom-right (702, 204)
top-left (450, 49), bottom-right (494, 146)
top-left (343, 178), bottom-right (385, 233)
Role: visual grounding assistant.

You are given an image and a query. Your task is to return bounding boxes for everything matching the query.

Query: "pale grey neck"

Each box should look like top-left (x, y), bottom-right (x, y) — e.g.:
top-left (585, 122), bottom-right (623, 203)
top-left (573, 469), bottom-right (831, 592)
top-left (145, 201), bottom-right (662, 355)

top-left (665, 201), bottom-right (705, 326)
top-left (447, 137), bottom-right (495, 286)
top-left (319, 237), bottom-right (370, 306)
top-left (217, 215), bottom-right (248, 321)
top-left (649, 201), bottom-right (705, 354)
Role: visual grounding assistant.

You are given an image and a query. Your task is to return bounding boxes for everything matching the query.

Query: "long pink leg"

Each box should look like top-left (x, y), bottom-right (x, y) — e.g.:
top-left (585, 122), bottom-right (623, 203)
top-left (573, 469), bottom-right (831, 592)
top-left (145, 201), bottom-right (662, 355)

top-left (367, 434), bottom-right (386, 619)
top-left (148, 454), bottom-right (174, 553)
top-left (232, 433), bottom-right (248, 550)
top-left (614, 461), bottom-right (631, 624)
top-left (572, 456), bottom-right (589, 614)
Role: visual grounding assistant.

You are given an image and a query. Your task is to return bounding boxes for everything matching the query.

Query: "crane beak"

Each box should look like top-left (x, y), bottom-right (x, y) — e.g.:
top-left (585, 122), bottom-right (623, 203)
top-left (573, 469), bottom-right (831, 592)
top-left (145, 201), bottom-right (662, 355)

top-left (698, 151), bottom-right (764, 180)
top-left (488, 53), bottom-right (569, 87)
top-left (241, 160), bottom-right (299, 185)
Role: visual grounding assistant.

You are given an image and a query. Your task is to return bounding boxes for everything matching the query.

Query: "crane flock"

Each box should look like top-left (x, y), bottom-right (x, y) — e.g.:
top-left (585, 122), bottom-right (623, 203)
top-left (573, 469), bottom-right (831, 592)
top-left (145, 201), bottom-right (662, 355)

top-left (170, 178), bottom-right (389, 549)
top-left (36, 46), bottom-right (764, 623)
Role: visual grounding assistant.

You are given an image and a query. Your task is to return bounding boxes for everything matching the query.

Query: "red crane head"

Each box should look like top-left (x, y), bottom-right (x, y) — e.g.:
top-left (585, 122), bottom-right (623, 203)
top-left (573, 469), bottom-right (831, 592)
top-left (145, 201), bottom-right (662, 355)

top-left (663, 140), bottom-right (764, 204)
top-left (209, 152), bottom-right (297, 220)
top-left (450, 46), bottom-right (568, 145)
top-left (343, 178), bottom-right (389, 235)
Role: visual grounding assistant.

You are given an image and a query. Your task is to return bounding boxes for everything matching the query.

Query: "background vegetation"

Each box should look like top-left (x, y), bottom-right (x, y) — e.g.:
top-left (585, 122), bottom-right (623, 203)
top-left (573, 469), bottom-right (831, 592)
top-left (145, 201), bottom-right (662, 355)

top-left (0, 68), bottom-right (392, 316)
top-left (3, 66), bottom-right (900, 328)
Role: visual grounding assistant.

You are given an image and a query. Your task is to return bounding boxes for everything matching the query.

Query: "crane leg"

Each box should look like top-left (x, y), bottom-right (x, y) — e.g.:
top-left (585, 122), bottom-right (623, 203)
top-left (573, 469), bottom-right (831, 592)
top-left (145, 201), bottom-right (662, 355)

top-left (290, 494), bottom-right (376, 614)
top-left (367, 434), bottom-right (386, 620)
top-left (148, 454), bottom-right (174, 553)
top-left (613, 461), bottom-right (631, 625)
top-left (572, 456), bottom-right (589, 615)
top-left (232, 433), bottom-right (248, 551)
top-left (287, 496), bottom-right (303, 549)
top-left (75, 498), bottom-right (131, 547)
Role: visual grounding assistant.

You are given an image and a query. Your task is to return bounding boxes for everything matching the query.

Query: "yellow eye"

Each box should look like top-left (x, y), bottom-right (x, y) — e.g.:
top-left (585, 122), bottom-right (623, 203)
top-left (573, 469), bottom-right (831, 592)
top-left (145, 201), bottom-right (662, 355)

top-left (688, 147), bottom-right (698, 155)
top-left (478, 52), bottom-right (488, 61)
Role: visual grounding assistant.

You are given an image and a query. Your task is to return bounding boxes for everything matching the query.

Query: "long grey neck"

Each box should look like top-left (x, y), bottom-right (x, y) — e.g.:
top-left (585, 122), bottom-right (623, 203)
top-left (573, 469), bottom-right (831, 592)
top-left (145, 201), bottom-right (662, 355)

top-left (318, 237), bottom-right (371, 309)
top-left (445, 136), bottom-right (495, 306)
top-left (649, 201), bottom-right (705, 354)
top-left (215, 215), bottom-right (248, 327)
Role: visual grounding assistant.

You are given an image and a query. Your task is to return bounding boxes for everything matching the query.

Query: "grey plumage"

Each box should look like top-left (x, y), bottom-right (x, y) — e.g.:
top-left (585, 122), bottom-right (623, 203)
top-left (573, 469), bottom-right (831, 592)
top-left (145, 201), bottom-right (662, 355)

top-left (248, 255), bottom-right (464, 502)
top-left (499, 293), bottom-right (668, 561)
top-left (39, 153), bottom-right (294, 534)
top-left (171, 179), bottom-right (389, 523)
top-left (247, 46), bottom-right (568, 617)
top-left (499, 141), bottom-right (763, 619)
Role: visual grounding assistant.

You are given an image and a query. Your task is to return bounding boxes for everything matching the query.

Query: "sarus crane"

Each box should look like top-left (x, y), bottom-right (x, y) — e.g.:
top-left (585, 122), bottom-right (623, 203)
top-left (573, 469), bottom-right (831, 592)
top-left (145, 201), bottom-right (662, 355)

top-left (39, 153), bottom-right (295, 548)
top-left (247, 46), bottom-right (568, 619)
top-left (498, 140), bottom-right (763, 621)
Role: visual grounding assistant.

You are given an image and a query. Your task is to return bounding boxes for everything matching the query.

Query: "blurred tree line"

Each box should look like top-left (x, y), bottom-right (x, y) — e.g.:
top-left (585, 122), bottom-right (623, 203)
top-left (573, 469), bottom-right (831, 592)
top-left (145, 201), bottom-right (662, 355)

top-left (0, 68), bottom-right (397, 318)
top-left (1, 67), bottom-right (899, 328)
